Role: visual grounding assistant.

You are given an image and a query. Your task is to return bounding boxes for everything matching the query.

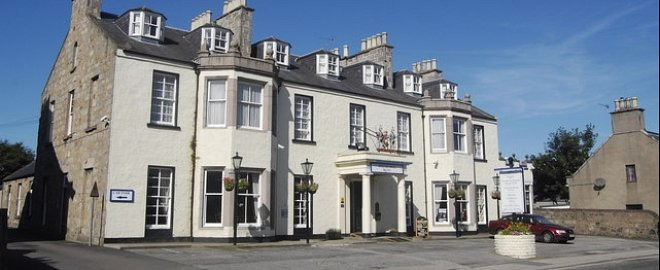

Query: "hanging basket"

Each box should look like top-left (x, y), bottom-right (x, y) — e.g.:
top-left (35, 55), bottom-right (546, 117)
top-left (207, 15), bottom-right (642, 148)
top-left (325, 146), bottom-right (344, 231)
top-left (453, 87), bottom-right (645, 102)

top-left (491, 190), bottom-right (501, 200)
top-left (237, 179), bottom-right (249, 191)
top-left (295, 182), bottom-right (308, 193)
top-left (223, 177), bottom-right (235, 192)
top-left (448, 189), bottom-right (457, 199)
top-left (308, 183), bottom-right (319, 194)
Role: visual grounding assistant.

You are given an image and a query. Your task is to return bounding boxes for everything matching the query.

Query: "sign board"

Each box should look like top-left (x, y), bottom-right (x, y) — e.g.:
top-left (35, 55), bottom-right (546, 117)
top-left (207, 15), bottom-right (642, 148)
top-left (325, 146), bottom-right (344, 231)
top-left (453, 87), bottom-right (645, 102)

top-left (370, 162), bottom-right (405, 174)
top-left (109, 189), bottom-right (135, 203)
top-left (498, 168), bottom-right (525, 215)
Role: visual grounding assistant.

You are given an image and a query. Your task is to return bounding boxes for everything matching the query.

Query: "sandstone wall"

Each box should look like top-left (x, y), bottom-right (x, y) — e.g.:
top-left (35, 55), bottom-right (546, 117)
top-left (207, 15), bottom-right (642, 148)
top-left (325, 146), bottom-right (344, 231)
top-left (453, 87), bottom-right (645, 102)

top-left (535, 209), bottom-right (658, 240)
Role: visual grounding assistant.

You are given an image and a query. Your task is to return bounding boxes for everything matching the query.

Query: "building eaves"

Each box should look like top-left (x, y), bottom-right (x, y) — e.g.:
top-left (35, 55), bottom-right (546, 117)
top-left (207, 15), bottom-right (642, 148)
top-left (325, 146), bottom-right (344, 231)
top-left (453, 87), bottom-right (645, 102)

top-left (2, 161), bottom-right (35, 182)
top-left (471, 105), bottom-right (497, 121)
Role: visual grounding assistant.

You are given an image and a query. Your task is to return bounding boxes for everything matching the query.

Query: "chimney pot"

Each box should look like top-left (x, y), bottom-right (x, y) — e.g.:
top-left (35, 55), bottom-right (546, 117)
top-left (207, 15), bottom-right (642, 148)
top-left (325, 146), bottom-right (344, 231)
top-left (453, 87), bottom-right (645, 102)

top-left (343, 44), bottom-right (349, 58)
top-left (382, 32), bottom-right (388, 44)
top-left (361, 39), bottom-right (367, 51)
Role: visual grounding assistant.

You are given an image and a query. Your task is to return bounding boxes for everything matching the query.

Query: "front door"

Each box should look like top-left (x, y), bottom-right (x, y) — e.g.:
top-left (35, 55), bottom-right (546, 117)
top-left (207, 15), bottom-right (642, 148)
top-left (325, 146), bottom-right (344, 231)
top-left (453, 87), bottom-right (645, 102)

top-left (350, 181), bottom-right (362, 233)
top-left (405, 181), bottom-right (414, 236)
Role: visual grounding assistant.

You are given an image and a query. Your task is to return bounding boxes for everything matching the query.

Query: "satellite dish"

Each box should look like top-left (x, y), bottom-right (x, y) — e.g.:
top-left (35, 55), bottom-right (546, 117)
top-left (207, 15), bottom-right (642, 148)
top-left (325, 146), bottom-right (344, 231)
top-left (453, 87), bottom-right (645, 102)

top-left (593, 178), bottom-right (606, 191)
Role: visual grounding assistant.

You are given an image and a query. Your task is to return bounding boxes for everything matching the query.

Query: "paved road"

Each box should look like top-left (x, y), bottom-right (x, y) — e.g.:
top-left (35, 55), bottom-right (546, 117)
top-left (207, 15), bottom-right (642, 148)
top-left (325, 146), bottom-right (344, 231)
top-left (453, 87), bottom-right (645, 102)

top-left (6, 235), bottom-right (658, 269)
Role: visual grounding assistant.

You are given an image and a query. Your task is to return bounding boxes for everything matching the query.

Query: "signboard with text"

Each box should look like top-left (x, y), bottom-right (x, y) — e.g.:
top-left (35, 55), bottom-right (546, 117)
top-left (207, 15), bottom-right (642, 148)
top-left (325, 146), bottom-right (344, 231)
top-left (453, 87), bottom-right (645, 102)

top-left (109, 189), bottom-right (135, 203)
top-left (498, 168), bottom-right (525, 215)
top-left (370, 162), bottom-right (406, 174)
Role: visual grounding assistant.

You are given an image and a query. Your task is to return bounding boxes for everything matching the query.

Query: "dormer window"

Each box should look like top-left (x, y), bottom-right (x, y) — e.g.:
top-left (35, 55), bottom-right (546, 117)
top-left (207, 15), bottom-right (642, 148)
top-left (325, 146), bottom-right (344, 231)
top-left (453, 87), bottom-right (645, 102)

top-left (441, 83), bottom-right (458, 99)
top-left (363, 65), bottom-right (384, 86)
top-left (264, 42), bottom-right (289, 66)
top-left (317, 54), bottom-right (339, 76)
top-left (129, 11), bottom-right (164, 40)
top-left (202, 28), bottom-right (230, 53)
top-left (403, 74), bottom-right (422, 95)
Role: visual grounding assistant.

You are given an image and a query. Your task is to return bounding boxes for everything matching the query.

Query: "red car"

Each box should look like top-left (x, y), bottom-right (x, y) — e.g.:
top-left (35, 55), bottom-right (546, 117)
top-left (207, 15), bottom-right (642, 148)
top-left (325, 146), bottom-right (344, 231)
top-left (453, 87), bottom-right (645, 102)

top-left (488, 213), bottom-right (575, 243)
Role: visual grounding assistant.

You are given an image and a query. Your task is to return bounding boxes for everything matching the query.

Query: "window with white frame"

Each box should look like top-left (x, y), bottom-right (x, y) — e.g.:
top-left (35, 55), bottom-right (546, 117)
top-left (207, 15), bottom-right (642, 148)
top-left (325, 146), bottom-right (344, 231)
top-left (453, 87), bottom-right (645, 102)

top-left (129, 11), bottom-right (163, 39)
top-left (237, 172), bottom-right (260, 225)
top-left (397, 112), bottom-right (410, 151)
top-left (202, 28), bottom-right (230, 53)
top-left (237, 82), bottom-right (263, 129)
top-left (473, 125), bottom-right (485, 160)
top-left (453, 118), bottom-right (467, 153)
top-left (403, 74), bottom-right (422, 94)
top-left (206, 79), bottom-right (227, 127)
top-left (476, 185), bottom-right (487, 225)
top-left (626, 165), bottom-right (637, 183)
top-left (430, 117), bottom-right (447, 152)
top-left (349, 104), bottom-right (365, 147)
top-left (203, 169), bottom-right (223, 226)
top-left (363, 65), bottom-right (384, 86)
top-left (440, 83), bottom-right (458, 99)
top-left (150, 72), bottom-right (177, 126)
top-left (146, 167), bottom-right (173, 229)
top-left (66, 90), bottom-right (74, 136)
top-left (433, 183), bottom-right (448, 224)
top-left (293, 176), bottom-right (309, 228)
top-left (294, 95), bottom-right (313, 141)
top-left (265, 42), bottom-right (289, 66)
top-left (456, 183), bottom-right (469, 223)
top-left (316, 54), bottom-right (339, 76)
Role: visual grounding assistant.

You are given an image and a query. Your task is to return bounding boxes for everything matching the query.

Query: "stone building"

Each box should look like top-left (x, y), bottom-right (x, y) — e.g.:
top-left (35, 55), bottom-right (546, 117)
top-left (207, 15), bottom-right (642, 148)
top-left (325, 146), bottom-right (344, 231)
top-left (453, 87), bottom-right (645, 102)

top-left (28, 0), bottom-right (526, 244)
top-left (1, 161), bottom-right (35, 228)
top-left (569, 97), bottom-right (659, 214)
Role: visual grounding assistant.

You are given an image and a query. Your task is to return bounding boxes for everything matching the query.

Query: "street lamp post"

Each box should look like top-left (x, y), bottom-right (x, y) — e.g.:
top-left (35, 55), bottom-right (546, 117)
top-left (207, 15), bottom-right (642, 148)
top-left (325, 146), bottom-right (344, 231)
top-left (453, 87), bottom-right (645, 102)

top-left (232, 152), bottom-right (243, 246)
top-left (449, 171), bottom-right (460, 238)
top-left (301, 158), bottom-right (314, 244)
top-left (493, 174), bottom-right (500, 218)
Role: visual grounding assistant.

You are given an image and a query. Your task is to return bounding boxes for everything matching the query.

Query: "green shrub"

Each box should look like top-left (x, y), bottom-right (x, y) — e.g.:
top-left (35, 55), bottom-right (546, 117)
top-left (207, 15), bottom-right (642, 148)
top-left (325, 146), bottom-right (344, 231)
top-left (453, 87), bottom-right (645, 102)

top-left (500, 221), bottom-right (531, 235)
top-left (325, 228), bottom-right (343, 240)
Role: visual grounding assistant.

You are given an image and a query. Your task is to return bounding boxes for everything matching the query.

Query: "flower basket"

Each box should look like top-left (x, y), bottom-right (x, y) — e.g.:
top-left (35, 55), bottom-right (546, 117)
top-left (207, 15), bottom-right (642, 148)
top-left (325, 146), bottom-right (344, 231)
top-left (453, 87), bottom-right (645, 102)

top-left (491, 190), bottom-right (501, 200)
top-left (448, 189), bottom-right (465, 199)
top-left (295, 182), bottom-right (309, 193)
top-left (223, 177), bottom-right (235, 191)
top-left (448, 189), bottom-right (457, 199)
top-left (237, 179), bottom-right (249, 191)
top-left (308, 183), bottom-right (319, 194)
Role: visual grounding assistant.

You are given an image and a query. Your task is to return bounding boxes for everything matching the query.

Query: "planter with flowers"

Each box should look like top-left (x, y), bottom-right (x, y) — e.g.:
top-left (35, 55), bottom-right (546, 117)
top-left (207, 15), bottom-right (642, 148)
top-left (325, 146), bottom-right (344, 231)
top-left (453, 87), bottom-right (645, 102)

top-left (494, 221), bottom-right (536, 259)
top-left (447, 189), bottom-right (465, 200)
top-left (224, 177), bottom-right (235, 192)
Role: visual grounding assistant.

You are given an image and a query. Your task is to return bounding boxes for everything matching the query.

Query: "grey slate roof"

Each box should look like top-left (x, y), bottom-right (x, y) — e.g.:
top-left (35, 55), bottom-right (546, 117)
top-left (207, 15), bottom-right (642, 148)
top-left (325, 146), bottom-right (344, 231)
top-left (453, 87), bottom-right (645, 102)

top-left (97, 12), bottom-right (197, 64)
top-left (2, 161), bottom-right (35, 182)
top-left (280, 57), bottom-right (421, 107)
top-left (471, 105), bottom-right (497, 121)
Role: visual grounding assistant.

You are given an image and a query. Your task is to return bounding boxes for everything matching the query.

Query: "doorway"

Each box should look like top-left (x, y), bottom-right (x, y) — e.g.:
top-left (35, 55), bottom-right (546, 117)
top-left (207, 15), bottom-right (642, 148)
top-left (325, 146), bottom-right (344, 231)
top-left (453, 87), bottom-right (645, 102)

top-left (405, 181), bottom-right (414, 235)
top-left (350, 181), bottom-right (362, 233)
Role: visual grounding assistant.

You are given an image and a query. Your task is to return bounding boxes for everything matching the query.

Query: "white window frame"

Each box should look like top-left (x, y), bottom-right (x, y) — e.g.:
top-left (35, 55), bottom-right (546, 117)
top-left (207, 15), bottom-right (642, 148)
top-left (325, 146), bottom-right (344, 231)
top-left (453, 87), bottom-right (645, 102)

top-left (453, 118), bottom-right (467, 153)
top-left (476, 185), bottom-right (487, 225)
top-left (264, 41), bottom-right (289, 66)
top-left (473, 125), bottom-right (485, 160)
top-left (237, 171), bottom-right (261, 226)
top-left (397, 112), bottom-right (410, 152)
top-left (202, 28), bottom-right (229, 53)
top-left (146, 167), bottom-right (173, 229)
top-left (413, 76), bottom-right (422, 94)
top-left (16, 184), bottom-right (23, 218)
top-left (150, 72), bottom-right (178, 126)
top-left (430, 117), bottom-right (447, 152)
top-left (293, 176), bottom-right (309, 228)
top-left (433, 182), bottom-right (449, 225)
top-left (237, 81), bottom-right (263, 129)
top-left (129, 11), bottom-right (163, 40)
top-left (363, 65), bottom-right (384, 86)
top-left (403, 74), bottom-right (413, 93)
top-left (206, 79), bottom-right (227, 127)
top-left (203, 169), bottom-right (224, 227)
top-left (626, 164), bottom-right (637, 183)
top-left (66, 90), bottom-right (74, 136)
top-left (349, 104), bottom-right (365, 147)
top-left (294, 95), bottom-right (313, 141)
top-left (456, 183), bottom-right (470, 224)
top-left (316, 54), bottom-right (339, 76)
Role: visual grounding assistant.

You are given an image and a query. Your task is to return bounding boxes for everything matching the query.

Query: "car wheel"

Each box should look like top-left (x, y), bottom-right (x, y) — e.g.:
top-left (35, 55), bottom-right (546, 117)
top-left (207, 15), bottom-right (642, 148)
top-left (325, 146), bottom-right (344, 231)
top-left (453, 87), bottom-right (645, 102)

top-left (542, 231), bottom-right (554, 243)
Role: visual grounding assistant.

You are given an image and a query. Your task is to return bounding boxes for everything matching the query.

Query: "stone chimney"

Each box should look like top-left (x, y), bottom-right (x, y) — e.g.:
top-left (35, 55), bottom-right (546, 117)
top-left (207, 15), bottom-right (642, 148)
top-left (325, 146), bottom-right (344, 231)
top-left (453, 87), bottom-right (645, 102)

top-left (191, 10), bottom-right (212, 30)
top-left (217, 0), bottom-right (253, 56)
top-left (344, 32), bottom-right (394, 88)
top-left (71, 0), bottom-right (102, 23)
top-left (611, 97), bottom-right (645, 134)
top-left (414, 59), bottom-right (442, 81)
top-left (342, 44), bottom-right (349, 59)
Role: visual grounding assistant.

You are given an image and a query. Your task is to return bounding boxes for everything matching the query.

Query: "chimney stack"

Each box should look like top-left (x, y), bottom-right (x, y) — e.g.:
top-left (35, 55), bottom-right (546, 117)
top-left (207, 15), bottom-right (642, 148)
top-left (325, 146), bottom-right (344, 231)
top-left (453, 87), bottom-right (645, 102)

top-left (611, 97), bottom-right (645, 134)
top-left (191, 10), bottom-right (212, 30)
top-left (343, 44), bottom-right (349, 58)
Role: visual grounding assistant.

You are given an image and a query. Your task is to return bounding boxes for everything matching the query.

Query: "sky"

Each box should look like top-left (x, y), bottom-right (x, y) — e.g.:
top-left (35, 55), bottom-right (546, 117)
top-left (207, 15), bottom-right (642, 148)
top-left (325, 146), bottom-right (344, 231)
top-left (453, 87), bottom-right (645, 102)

top-left (0, 0), bottom-right (658, 159)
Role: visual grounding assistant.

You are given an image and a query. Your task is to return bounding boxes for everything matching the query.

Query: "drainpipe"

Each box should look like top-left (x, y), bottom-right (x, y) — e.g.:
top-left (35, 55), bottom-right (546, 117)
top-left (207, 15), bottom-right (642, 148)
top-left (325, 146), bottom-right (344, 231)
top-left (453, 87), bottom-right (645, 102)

top-left (421, 112), bottom-right (429, 224)
top-left (189, 69), bottom-right (200, 241)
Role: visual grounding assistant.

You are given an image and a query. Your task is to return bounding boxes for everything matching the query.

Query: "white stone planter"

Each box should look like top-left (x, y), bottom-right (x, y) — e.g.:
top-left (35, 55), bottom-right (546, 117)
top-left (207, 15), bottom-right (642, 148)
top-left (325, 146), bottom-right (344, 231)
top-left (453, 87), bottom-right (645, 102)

top-left (494, 234), bottom-right (536, 259)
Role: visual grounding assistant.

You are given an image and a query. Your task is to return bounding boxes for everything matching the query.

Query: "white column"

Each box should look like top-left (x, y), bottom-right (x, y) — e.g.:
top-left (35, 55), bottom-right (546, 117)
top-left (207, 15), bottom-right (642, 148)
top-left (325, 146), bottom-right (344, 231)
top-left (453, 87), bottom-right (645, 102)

top-left (338, 175), bottom-right (346, 233)
top-left (361, 173), bottom-right (372, 234)
top-left (397, 176), bottom-right (407, 234)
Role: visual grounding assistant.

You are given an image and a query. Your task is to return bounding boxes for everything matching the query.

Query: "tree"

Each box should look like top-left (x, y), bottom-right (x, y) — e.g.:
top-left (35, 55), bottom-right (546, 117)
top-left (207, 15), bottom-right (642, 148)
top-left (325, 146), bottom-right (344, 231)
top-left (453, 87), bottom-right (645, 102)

top-left (0, 139), bottom-right (35, 180)
top-left (531, 124), bottom-right (597, 203)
